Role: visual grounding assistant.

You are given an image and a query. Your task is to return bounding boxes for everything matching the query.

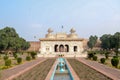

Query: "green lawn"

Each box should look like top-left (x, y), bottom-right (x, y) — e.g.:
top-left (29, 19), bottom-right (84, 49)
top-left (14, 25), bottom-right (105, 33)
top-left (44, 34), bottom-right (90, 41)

top-left (0, 53), bottom-right (33, 70)
top-left (96, 54), bottom-right (120, 69)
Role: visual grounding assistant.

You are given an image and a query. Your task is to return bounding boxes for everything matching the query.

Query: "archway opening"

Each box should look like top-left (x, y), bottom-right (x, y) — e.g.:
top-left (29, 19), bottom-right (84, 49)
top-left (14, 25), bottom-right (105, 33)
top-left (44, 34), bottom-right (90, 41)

top-left (65, 45), bottom-right (69, 52)
top-left (59, 45), bottom-right (64, 52)
top-left (54, 45), bottom-right (58, 52)
top-left (74, 46), bottom-right (77, 52)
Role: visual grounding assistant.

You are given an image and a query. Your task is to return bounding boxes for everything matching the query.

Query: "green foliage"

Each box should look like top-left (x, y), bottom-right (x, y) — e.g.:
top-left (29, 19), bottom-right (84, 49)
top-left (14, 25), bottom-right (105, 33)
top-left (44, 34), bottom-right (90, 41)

top-left (93, 56), bottom-right (97, 61)
top-left (5, 59), bottom-right (11, 67)
top-left (111, 58), bottom-right (119, 68)
top-left (0, 54), bottom-right (1, 58)
top-left (105, 51), bottom-right (110, 59)
top-left (100, 58), bottom-right (106, 64)
top-left (3, 55), bottom-right (9, 60)
top-left (113, 56), bottom-right (119, 58)
top-left (1, 66), bottom-right (8, 69)
top-left (17, 57), bottom-right (22, 64)
top-left (26, 56), bottom-right (31, 61)
top-left (100, 32), bottom-right (120, 50)
top-left (87, 51), bottom-right (94, 59)
top-left (0, 27), bottom-right (30, 52)
top-left (87, 35), bottom-right (98, 49)
top-left (30, 52), bottom-right (37, 59)
top-left (13, 53), bottom-right (18, 59)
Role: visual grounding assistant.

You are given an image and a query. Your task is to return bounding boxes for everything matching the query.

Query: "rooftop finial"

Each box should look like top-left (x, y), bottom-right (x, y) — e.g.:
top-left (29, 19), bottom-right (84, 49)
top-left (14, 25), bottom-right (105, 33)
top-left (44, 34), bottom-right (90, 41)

top-left (70, 28), bottom-right (76, 33)
top-left (48, 28), bottom-right (53, 33)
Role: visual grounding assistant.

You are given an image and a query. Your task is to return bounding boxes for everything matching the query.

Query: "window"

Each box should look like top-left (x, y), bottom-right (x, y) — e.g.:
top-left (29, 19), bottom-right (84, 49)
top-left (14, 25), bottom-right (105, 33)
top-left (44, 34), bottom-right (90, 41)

top-left (74, 46), bottom-right (77, 52)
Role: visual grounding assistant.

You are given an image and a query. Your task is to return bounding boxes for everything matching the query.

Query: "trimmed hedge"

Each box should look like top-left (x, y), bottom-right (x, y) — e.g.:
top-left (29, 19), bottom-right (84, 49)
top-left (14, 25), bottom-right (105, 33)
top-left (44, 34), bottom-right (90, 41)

top-left (100, 58), bottom-right (106, 64)
top-left (111, 58), bottom-right (119, 68)
top-left (17, 57), bottom-right (22, 64)
top-left (87, 53), bottom-right (94, 59)
top-left (3, 55), bottom-right (9, 60)
top-left (5, 59), bottom-right (11, 67)
top-left (93, 56), bottom-right (98, 61)
top-left (30, 52), bottom-right (37, 59)
top-left (26, 56), bottom-right (31, 61)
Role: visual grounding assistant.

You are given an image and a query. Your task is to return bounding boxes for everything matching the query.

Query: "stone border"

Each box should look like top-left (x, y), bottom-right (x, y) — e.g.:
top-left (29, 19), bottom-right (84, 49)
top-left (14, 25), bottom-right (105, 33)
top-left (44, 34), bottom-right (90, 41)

top-left (65, 59), bottom-right (80, 80)
top-left (6, 58), bottom-right (46, 80)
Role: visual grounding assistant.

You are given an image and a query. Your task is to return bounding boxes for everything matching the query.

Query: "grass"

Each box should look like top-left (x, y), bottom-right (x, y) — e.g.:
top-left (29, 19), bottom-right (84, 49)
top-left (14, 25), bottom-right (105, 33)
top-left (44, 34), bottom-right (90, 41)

top-left (67, 59), bottom-right (111, 80)
top-left (96, 55), bottom-right (120, 69)
top-left (0, 53), bottom-right (32, 70)
top-left (13, 59), bottom-right (55, 80)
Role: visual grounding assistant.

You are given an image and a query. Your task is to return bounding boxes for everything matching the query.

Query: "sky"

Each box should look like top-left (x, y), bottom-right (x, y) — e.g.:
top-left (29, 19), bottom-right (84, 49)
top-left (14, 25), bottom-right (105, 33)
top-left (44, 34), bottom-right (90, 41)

top-left (0, 0), bottom-right (120, 41)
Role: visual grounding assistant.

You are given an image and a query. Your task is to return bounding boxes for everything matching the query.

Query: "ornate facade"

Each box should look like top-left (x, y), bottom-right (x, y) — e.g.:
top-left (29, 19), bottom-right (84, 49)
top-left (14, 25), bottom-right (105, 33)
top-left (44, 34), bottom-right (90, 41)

top-left (38, 28), bottom-right (87, 57)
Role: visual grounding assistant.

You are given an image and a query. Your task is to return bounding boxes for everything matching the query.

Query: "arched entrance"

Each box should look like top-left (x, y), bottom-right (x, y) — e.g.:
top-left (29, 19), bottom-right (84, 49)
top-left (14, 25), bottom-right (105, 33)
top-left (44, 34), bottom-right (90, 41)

top-left (54, 45), bottom-right (58, 52)
top-left (65, 45), bottom-right (69, 52)
top-left (59, 45), bottom-right (64, 52)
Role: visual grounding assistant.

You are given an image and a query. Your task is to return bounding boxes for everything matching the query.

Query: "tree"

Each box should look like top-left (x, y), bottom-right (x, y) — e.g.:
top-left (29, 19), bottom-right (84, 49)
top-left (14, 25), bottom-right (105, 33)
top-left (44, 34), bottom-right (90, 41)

top-left (87, 35), bottom-right (98, 49)
top-left (100, 34), bottom-right (112, 50)
top-left (100, 32), bottom-right (120, 50)
top-left (0, 27), bottom-right (30, 53)
top-left (113, 32), bottom-right (120, 54)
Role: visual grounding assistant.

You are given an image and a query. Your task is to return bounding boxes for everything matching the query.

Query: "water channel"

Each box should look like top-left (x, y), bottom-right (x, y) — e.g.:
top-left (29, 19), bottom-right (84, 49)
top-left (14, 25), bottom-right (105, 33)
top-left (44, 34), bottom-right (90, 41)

top-left (51, 58), bottom-right (74, 80)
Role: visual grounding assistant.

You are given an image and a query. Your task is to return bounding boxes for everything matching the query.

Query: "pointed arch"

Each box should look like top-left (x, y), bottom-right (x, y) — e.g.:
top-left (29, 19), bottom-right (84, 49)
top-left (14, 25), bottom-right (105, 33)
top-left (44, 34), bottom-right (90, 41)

top-left (65, 44), bottom-right (69, 52)
top-left (59, 44), bottom-right (64, 52)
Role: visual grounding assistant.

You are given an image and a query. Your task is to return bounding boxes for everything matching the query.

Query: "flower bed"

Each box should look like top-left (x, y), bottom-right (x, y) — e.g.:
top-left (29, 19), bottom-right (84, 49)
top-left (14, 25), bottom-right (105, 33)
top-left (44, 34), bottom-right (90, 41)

top-left (67, 59), bottom-right (111, 80)
top-left (13, 59), bottom-right (55, 80)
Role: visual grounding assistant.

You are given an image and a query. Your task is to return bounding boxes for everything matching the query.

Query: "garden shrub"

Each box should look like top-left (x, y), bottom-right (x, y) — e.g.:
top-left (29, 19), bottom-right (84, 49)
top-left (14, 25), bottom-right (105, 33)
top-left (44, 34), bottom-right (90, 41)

top-left (17, 57), bottom-right (22, 64)
top-left (111, 58), bottom-right (119, 68)
top-left (0, 54), bottom-right (1, 59)
top-left (87, 52), bottom-right (94, 59)
top-left (105, 53), bottom-right (108, 59)
top-left (5, 59), bottom-right (11, 67)
top-left (26, 56), bottom-right (31, 61)
top-left (113, 56), bottom-right (118, 58)
top-left (105, 51), bottom-right (110, 59)
top-left (100, 58), bottom-right (106, 64)
top-left (3, 55), bottom-right (9, 60)
top-left (93, 56), bottom-right (97, 61)
top-left (30, 52), bottom-right (37, 59)
top-left (13, 53), bottom-right (18, 59)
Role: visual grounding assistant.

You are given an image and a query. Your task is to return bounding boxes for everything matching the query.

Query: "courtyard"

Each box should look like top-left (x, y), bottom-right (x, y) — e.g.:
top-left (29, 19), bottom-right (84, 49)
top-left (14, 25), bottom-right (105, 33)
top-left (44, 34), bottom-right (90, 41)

top-left (0, 0), bottom-right (120, 79)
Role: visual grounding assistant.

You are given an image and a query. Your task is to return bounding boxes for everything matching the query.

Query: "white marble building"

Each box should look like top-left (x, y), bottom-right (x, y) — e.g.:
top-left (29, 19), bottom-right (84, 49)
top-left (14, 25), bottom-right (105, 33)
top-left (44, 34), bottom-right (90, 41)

top-left (38, 28), bottom-right (87, 57)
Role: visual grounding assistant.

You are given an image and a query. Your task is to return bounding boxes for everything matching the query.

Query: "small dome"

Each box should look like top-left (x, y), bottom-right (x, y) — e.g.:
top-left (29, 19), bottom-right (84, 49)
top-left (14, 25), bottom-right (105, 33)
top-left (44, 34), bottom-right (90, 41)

top-left (48, 28), bottom-right (53, 33)
top-left (70, 28), bottom-right (76, 33)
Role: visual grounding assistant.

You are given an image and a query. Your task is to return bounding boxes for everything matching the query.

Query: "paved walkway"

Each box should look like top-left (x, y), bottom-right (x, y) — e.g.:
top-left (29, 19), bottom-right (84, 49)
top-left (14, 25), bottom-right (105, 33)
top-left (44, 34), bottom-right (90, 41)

top-left (0, 58), bottom-right (46, 80)
top-left (77, 58), bottom-right (120, 80)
